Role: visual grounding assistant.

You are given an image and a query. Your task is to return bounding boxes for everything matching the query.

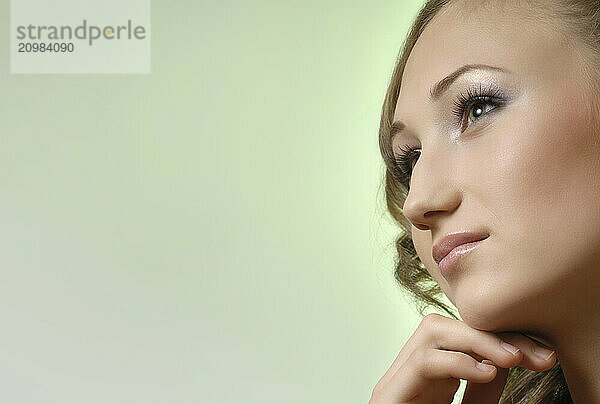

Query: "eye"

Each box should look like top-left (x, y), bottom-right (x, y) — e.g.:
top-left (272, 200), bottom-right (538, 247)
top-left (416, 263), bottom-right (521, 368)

top-left (393, 145), bottom-right (421, 187)
top-left (452, 83), bottom-right (506, 131)
top-left (468, 101), bottom-right (494, 121)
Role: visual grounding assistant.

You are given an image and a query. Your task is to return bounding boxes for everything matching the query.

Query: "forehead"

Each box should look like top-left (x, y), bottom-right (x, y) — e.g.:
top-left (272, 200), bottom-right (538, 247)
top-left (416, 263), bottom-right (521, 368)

top-left (393, 3), bottom-right (573, 128)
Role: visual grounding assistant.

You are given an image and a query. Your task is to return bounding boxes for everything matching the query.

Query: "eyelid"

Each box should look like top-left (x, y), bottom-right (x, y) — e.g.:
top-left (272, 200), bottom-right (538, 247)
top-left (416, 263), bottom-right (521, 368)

top-left (451, 82), bottom-right (508, 132)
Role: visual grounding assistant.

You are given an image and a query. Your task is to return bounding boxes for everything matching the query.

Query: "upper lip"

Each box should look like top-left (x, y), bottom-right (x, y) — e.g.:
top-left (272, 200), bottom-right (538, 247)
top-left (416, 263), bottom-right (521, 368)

top-left (432, 231), bottom-right (490, 264)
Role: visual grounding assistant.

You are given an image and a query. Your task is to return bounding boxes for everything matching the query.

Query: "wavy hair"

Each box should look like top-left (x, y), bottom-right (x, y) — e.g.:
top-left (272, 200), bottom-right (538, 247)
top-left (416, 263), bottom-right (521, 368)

top-left (378, 1), bottom-right (600, 402)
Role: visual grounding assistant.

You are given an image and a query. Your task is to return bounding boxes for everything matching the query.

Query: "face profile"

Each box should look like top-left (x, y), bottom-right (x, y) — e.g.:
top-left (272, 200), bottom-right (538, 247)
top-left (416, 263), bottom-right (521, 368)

top-left (372, 1), bottom-right (600, 403)
top-left (392, 3), bottom-right (600, 333)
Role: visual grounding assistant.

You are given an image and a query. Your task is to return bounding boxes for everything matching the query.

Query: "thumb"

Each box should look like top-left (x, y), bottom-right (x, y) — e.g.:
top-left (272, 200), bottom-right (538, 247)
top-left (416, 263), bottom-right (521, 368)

top-left (462, 360), bottom-right (510, 404)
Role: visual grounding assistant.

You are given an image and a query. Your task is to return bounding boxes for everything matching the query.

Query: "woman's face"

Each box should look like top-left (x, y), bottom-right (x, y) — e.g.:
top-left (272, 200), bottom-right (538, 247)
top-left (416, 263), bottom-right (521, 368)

top-left (393, 4), bottom-right (600, 332)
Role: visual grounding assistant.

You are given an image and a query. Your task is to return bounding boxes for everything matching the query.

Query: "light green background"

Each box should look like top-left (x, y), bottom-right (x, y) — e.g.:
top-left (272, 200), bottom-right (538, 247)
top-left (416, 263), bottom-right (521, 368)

top-left (0, 1), bottom-right (467, 402)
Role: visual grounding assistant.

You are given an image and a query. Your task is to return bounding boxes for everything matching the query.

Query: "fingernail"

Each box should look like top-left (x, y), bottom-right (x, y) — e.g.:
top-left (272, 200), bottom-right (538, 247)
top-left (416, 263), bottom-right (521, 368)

top-left (533, 346), bottom-right (556, 361)
top-left (476, 361), bottom-right (496, 373)
top-left (501, 341), bottom-right (520, 355)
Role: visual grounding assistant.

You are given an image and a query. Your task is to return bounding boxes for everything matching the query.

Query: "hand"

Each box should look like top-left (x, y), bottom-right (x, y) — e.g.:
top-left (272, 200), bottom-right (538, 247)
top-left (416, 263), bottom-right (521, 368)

top-left (369, 313), bottom-right (557, 404)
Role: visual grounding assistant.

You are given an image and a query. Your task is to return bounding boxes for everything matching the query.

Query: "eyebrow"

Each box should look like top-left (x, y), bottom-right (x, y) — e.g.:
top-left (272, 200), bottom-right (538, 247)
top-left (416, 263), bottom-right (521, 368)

top-left (390, 64), bottom-right (508, 139)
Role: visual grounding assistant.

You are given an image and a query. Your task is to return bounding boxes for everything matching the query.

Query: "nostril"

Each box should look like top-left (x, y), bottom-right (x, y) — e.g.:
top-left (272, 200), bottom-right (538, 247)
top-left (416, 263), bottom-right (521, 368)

top-left (412, 223), bottom-right (430, 231)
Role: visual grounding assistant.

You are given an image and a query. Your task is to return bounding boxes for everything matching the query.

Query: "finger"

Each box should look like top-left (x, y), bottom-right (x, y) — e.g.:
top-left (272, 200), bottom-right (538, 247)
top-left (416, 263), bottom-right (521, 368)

top-left (462, 359), bottom-right (510, 404)
top-left (388, 348), bottom-right (498, 401)
top-left (376, 314), bottom-right (523, 388)
top-left (414, 314), bottom-right (525, 369)
top-left (497, 333), bottom-right (557, 371)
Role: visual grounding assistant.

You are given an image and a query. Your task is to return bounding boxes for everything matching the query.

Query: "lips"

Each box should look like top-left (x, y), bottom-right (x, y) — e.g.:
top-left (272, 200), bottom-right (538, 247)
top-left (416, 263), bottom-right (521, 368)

top-left (432, 231), bottom-right (490, 265)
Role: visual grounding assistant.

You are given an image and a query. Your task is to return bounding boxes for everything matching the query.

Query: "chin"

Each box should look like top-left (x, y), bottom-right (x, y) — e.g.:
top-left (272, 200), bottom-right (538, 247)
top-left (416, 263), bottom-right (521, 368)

top-left (457, 305), bottom-right (510, 332)
top-left (452, 277), bottom-right (527, 332)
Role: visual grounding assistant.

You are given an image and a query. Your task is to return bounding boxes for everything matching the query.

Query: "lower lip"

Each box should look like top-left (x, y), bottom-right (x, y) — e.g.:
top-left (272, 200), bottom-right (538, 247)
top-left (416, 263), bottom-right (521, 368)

top-left (438, 238), bottom-right (487, 276)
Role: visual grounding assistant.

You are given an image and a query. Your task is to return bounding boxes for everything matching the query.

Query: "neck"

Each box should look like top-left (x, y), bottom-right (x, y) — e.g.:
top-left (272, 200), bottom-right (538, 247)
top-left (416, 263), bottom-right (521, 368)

top-left (550, 314), bottom-right (600, 403)
top-left (523, 270), bottom-right (600, 404)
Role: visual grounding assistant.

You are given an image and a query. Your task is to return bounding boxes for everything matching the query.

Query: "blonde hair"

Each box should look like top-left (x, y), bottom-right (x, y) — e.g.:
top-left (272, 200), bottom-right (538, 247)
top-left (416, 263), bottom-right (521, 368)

top-left (378, 1), bottom-right (600, 402)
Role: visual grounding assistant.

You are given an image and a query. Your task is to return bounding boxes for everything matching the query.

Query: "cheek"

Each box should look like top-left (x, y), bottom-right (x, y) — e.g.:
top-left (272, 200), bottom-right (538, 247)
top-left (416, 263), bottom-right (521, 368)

top-left (466, 88), bottom-right (600, 304)
top-left (449, 88), bottom-right (600, 330)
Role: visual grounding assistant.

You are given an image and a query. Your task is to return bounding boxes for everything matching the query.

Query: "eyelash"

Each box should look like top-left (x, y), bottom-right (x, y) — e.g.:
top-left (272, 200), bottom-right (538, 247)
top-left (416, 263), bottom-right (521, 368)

top-left (393, 83), bottom-right (505, 187)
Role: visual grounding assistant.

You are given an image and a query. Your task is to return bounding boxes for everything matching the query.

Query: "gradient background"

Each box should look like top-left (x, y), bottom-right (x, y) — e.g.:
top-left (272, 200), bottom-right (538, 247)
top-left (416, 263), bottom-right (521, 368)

top-left (1, 1), bottom-right (465, 402)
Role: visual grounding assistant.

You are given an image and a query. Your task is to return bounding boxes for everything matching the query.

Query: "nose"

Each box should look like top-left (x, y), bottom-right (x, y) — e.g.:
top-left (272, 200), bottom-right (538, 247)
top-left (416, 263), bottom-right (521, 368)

top-left (401, 149), bottom-right (462, 231)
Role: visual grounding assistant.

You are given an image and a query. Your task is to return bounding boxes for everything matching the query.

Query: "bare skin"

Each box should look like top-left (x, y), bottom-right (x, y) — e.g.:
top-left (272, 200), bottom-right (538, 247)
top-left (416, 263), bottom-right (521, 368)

top-left (369, 314), bottom-right (557, 403)
top-left (375, 2), bottom-right (600, 403)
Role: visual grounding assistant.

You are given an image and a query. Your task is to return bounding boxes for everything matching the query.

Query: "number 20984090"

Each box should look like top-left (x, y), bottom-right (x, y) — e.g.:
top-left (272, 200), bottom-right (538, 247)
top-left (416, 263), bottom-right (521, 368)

top-left (18, 42), bottom-right (74, 53)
